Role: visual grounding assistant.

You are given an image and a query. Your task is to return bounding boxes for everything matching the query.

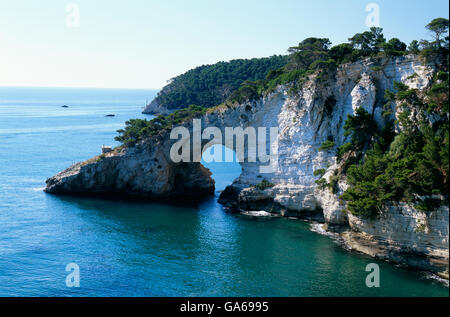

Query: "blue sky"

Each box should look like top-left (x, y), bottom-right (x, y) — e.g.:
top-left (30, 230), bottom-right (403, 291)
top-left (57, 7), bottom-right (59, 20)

top-left (1, 0), bottom-right (448, 88)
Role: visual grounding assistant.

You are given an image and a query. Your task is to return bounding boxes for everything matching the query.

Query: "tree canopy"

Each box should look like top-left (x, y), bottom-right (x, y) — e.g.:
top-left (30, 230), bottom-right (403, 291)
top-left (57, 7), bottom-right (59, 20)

top-left (148, 17), bottom-right (449, 111)
top-left (120, 18), bottom-right (449, 218)
top-left (426, 18), bottom-right (449, 48)
top-left (150, 56), bottom-right (288, 110)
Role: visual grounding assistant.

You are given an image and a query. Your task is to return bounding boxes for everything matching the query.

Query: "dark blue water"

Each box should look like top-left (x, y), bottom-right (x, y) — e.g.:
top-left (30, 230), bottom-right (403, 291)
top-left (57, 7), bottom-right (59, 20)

top-left (0, 87), bottom-right (447, 297)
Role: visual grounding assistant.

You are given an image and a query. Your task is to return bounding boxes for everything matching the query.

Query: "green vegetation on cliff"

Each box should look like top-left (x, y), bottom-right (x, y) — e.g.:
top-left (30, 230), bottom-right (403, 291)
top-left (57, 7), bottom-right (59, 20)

top-left (118, 18), bottom-right (449, 219)
top-left (336, 19), bottom-right (449, 218)
top-left (228, 26), bottom-right (409, 103)
top-left (150, 56), bottom-right (288, 110)
top-left (147, 18), bottom-right (449, 111)
top-left (339, 55), bottom-right (449, 218)
top-left (231, 18), bottom-right (449, 103)
top-left (116, 105), bottom-right (207, 146)
top-left (255, 179), bottom-right (275, 190)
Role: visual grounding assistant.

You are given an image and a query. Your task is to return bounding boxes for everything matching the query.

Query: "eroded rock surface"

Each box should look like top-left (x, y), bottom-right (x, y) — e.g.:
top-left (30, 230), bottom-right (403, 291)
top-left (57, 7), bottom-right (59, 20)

top-left (45, 55), bottom-right (448, 278)
top-left (45, 139), bottom-right (215, 201)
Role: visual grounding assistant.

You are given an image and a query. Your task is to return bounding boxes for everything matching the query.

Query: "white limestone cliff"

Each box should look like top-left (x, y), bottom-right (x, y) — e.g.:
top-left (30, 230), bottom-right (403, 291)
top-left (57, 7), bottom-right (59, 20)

top-left (219, 54), bottom-right (436, 219)
top-left (45, 55), bottom-right (448, 278)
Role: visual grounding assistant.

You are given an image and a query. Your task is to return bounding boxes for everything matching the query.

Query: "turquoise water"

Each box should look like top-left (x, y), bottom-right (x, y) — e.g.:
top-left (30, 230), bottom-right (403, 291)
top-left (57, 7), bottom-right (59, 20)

top-left (0, 87), bottom-right (447, 297)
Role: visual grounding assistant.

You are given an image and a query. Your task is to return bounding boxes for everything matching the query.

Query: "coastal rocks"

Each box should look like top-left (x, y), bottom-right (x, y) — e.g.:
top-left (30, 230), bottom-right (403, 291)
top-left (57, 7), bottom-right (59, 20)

top-left (45, 141), bottom-right (215, 201)
top-left (347, 203), bottom-right (448, 253)
top-left (336, 203), bottom-right (449, 278)
top-left (314, 178), bottom-right (348, 225)
top-left (49, 54), bottom-right (437, 211)
top-left (241, 210), bottom-right (274, 217)
top-left (142, 99), bottom-right (174, 115)
top-left (340, 229), bottom-right (448, 279)
top-left (218, 185), bottom-right (280, 213)
top-left (46, 54), bottom-right (448, 277)
top-left (220, 55), bottom-right (436, 220)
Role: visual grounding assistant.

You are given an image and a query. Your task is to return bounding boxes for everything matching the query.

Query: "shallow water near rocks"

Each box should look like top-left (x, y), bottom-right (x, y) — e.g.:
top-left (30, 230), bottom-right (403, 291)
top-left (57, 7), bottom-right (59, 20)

top-left (0, 87), bottom-right (447, 296)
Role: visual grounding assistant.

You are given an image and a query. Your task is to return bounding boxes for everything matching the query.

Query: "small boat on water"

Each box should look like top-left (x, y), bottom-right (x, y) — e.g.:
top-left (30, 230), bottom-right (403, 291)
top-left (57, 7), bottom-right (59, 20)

top-left (61, 105), bottom-right (69, 108)
top-left (105, 114), bottom-right (115, 117)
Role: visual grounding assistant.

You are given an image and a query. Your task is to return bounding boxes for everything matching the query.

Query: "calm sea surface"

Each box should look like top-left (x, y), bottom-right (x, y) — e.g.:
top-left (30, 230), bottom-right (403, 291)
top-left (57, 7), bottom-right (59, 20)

top-left (0, 87), bottom-right (447, 296)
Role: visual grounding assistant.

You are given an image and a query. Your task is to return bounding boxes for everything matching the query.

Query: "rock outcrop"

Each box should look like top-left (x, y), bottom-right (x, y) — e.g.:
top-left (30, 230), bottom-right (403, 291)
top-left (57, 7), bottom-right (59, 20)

top-left (142, 99), bottom-right (174, 115)
top-left (45, 141), bottom-right (215, 201)
top-left (341, 203), bottom-right (449, 279)
top-left (45, 55), bottom-right (448, 278)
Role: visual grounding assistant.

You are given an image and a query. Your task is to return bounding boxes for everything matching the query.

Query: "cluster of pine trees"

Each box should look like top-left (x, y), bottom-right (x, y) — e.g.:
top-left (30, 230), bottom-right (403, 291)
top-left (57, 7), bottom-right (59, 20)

top-left (338, 68), bottom-right (448, 217)
top-left (115, 105), bottom-right (208, 146)
top-left (117, 19), bottom-right (448, 217)
top-left (315, 19), bottom-right (449, 217)
top-left (231, 18), bottom-right (449, 103)
top-left (152, 56), bottom-right (288, 110)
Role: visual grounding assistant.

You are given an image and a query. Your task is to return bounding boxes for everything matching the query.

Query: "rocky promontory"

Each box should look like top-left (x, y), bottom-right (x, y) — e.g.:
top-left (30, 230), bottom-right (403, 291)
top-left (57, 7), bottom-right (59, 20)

top-left (45, 54), bottom-right (449, 279)
top-left (45, 139), bottom-right (215, 201)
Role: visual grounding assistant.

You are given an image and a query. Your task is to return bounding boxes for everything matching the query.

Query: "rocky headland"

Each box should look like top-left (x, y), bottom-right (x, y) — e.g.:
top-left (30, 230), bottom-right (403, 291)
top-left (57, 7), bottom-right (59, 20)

top-left (45, 54), bottom-right (449, 279)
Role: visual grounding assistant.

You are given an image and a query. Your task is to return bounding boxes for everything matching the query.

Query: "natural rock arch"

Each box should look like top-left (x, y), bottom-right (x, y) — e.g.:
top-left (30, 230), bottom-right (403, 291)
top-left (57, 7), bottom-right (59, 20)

top-left (45, 55), bottom-right (435, 219)
top-left (44, 55), bottom-right (449, 279)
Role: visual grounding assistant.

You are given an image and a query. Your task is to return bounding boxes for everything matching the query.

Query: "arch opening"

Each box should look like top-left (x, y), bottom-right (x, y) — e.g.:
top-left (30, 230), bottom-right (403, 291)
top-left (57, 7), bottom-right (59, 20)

top-left (201, 144), bottom-right (242, 192)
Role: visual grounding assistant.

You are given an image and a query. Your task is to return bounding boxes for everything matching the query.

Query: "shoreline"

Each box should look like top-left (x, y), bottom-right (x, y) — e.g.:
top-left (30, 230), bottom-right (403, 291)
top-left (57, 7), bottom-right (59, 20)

top-left (308, 222), bottom-right (450, 287)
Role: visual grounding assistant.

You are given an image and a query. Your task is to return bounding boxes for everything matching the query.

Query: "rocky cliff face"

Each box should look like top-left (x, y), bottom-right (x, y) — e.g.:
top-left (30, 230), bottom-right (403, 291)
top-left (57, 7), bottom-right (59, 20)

top-left (219, 55), bottom-right (437, 218)
top-left (342, 204), bottom-right (449, 278)
top-left (45, 55), bottom-right (448, 278)
top-left (45, 140), bottom-right (215, 201)
top-left (142, 99), bottom-right (174, 115)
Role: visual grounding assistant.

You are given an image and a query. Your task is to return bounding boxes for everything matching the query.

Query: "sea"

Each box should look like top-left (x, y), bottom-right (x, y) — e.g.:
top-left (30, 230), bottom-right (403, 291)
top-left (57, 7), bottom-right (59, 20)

top-left (0, 86), bottom-right (447, 296)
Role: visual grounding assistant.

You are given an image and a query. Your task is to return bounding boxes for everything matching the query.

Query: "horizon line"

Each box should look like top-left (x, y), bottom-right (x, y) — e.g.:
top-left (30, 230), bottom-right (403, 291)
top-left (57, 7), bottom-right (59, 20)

top-left (0, 85), bottom-right (161, 90)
